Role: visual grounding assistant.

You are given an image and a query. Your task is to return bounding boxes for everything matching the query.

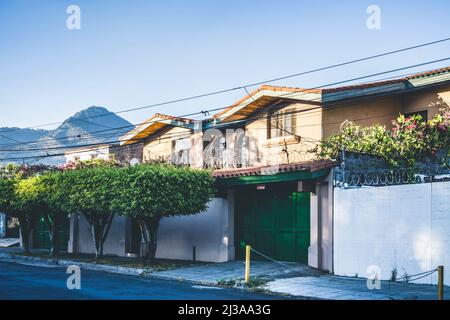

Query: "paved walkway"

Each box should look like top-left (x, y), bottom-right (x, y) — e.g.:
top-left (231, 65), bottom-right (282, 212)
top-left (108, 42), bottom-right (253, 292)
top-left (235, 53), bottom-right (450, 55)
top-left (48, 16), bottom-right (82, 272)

top-left (155, 260), bottom-right (322, 284)
top-left (155, 261), bottom-right (447, 300)
top-left (266, 276), bottom-right (444, 300)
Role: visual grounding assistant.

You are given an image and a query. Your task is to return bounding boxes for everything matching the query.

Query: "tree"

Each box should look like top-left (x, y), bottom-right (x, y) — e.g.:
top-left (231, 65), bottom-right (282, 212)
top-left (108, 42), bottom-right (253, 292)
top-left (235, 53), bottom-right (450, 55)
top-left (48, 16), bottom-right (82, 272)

top-left (33, 172), bottom-right (72, 257)
top-left (62, 166), bottom-right (121, 259)
top-left (13, 177), bottom-right (43, 254)
top-left (0, 164), bottom-right (51, 254)
top-left (116, 164), bottom-right (215, 264)
top-left (0, 175), bottom-right (20, 245)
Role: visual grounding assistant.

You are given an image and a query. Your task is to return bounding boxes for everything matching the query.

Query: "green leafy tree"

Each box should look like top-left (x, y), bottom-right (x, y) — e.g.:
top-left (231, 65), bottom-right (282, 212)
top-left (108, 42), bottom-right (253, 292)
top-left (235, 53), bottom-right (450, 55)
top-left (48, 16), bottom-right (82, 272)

top-left (0, 164), bottom-right (52, 254)
top-left (62, 166), bottom-right (121, 259)
top-left (116, 164), bottom-right (215, 264)
top-left (14, 177), bottom-right (43, 254)
top-left (33, 172), bottom-right (73, 256)
top-left (0, 176), bottom-right (20, 243)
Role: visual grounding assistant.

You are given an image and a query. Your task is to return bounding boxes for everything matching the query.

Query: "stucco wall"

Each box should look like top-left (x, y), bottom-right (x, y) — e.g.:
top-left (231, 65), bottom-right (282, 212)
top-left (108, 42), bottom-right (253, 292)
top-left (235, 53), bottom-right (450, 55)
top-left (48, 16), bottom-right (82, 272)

top-left (143, 126), bottom-right (192, 162)
top-left (245, 102), bottom-right (322, 165)
top-left (323, 85), bottom-right (450, 137)
top-left (68, 194), bottom-right (235, 263)
top-left (155, 195), bottom-right (234, 262)
top-left (322, 96), bottom-right (402, 137)
top-left (69, 214), bottom-right (129, 257)
top-left (334, 182), bottom-right (450, 285)
top-left (403, 83), bottom-right (450, 119)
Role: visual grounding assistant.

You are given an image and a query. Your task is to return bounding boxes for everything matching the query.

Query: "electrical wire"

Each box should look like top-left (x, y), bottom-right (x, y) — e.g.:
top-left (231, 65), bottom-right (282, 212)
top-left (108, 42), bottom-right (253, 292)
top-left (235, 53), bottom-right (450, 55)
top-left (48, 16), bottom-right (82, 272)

top-left (1, 37), bottom-right (449, 135)
top-left (2, 57), bottom-right (449, 152)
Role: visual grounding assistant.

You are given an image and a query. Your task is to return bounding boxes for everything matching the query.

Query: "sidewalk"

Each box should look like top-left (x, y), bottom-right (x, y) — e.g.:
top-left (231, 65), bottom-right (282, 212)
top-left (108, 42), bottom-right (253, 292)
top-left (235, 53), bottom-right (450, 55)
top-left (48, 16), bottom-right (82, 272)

top-left (0, 248), bottom-right (446, 300)
top-left (155, 261), bottom-right (446, 300)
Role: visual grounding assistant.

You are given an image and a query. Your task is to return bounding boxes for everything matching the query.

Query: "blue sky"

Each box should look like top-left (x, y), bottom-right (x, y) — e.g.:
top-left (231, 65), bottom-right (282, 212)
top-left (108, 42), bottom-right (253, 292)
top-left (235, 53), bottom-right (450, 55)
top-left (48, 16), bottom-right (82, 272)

top-left (0, 0), bottom-right (449, 128)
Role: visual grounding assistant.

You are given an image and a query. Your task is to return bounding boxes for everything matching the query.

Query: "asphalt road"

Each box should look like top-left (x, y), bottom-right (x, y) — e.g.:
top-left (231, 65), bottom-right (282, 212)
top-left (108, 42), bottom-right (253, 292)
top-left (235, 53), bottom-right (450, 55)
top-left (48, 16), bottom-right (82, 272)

top-left (0, 261), bottom-right (288, 300)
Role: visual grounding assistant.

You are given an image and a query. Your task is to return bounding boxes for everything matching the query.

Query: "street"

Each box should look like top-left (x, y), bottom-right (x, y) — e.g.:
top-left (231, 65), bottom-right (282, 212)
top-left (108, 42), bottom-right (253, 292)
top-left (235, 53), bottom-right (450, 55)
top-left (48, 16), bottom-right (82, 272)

top-left (0, 261), bottom-right (288, 300)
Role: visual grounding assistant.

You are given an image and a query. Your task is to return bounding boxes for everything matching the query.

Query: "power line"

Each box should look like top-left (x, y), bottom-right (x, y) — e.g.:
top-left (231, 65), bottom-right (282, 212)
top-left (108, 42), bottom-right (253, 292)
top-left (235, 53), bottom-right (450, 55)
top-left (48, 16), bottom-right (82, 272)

top-left (1, 58), bottom-right (449, 159)
top-left (1, 37), bottom-right (449, 135)
top-left (2, 57), bottom-right (449, 152)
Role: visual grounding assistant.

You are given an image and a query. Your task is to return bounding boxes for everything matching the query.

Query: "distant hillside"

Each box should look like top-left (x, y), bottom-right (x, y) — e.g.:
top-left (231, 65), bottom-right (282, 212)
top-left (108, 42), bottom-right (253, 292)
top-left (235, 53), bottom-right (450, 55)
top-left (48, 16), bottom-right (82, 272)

top-left (0, 127), bottom-right (50, 147)
top-left (0, 106), bottom-right (134, 165)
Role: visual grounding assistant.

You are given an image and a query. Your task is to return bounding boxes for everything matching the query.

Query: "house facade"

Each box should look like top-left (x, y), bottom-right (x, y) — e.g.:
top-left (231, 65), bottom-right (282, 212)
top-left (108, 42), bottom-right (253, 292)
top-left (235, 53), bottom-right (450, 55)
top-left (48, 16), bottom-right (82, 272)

top-left (55, 66), bottom-right (450, 274)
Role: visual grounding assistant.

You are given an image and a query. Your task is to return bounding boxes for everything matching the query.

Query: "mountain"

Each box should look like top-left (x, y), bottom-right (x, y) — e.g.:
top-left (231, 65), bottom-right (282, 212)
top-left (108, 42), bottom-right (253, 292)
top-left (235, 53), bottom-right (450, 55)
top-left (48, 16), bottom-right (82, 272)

top-left (0, 127), bottom-right (50, 147)
top-left (0, 106), bottom-right (134, 165)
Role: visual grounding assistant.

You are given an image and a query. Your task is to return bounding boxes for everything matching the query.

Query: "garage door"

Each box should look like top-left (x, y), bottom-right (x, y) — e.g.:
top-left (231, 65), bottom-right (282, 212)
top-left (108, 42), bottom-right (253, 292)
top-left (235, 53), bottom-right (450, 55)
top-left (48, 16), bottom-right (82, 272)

top-left (235, 190), bottom-right (310, 263)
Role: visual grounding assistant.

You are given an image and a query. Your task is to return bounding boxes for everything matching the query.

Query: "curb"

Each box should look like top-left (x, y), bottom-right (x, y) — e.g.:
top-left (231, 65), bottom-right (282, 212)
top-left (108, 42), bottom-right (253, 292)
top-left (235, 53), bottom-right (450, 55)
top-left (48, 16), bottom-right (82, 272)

top-left (0, 252), bottom-right (145, 276)
top-left (0, 252), bottom-right (303, 299)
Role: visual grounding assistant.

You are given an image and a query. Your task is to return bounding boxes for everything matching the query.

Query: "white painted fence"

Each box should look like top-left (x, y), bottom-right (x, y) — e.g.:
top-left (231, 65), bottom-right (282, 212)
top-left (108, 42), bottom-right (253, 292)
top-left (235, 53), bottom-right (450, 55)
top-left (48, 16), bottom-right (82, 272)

top-left (334, 181), bottom-right (450, 285)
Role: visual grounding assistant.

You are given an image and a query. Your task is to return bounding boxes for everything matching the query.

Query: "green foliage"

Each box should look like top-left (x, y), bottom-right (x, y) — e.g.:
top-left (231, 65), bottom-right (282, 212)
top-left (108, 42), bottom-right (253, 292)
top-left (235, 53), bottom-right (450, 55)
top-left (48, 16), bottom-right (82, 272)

top-left (316, 109), bottom-right (450, 167)
top-left (115, 163), bottom-right (215, 263)
top-left (0, 160), bottom-right (215, 260)
top-left (116, 164), bottom-right (215, 220)
top-left (61, 166), bottom-right (121, 217)
top-left (0, 176), bottom-right (16, 215)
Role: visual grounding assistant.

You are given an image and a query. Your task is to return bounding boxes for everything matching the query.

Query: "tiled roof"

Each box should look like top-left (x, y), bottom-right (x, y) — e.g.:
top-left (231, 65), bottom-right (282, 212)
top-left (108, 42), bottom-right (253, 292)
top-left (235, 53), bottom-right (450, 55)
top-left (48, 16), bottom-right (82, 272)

top-left (322, 66), bottom-right (450, 93)
top-left (120, 113), bottom-right (193, 145)
top-left (213, 159), bottom-right (336, 178)
top-left (213, 66), bottom-right (450, 119)
top-left (213, 85), bottom-right (321, 119)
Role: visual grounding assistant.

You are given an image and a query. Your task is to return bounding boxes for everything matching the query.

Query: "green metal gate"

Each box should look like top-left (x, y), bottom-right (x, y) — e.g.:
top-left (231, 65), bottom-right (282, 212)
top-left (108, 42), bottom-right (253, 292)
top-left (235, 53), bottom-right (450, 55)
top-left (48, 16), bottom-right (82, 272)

top-left (235, 190), bottom-right (310, 263)
top-left (33, 215), bottom-right (70, 251)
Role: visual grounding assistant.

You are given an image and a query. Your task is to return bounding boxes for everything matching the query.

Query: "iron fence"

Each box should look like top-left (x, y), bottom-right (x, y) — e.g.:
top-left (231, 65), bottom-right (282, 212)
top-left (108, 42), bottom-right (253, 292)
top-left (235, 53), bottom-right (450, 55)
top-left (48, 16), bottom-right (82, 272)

top-left (334, 150), bottom-right (450, 188)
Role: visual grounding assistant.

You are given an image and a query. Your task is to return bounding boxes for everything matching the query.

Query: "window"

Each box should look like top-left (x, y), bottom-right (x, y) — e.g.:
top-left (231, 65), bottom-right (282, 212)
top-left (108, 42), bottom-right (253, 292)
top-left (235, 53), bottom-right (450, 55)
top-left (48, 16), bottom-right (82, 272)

top-left (172, 137), bottom-right (191, 165)
top-left (404, 110), bottom-right (428, 122)
top-left (268, 108), bottom-right (296, 139)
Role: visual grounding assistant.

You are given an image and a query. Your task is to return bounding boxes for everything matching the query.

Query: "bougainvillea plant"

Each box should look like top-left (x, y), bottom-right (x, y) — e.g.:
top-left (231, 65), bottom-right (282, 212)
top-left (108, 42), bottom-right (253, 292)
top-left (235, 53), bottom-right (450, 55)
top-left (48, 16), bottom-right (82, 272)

top-left (316, 107), bottom-right (450, 168)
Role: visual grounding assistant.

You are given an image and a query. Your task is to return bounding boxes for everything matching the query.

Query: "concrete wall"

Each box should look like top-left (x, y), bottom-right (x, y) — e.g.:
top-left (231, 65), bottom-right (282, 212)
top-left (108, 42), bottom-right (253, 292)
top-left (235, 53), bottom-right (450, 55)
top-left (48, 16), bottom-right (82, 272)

top-left (68, 214), bottom-right (129, 257)
top-left (0, 213), bottom-right (5, 238)
top-left (68, 193), bottom-right (235, 263)
top-left (156, 194), bottom-right (234, 262)
top-left (334, 182), bottom-right (450, 285)
top-left (308, 172), bottom-right (334, 272)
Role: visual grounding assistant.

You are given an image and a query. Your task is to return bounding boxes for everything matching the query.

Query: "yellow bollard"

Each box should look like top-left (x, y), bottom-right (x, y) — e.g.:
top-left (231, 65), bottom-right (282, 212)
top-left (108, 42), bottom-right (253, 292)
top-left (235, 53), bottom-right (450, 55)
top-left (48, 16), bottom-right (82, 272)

top-left (245, 245), bottom-right (251, 285)
top-left (438, 266), bottom-right (444, 300)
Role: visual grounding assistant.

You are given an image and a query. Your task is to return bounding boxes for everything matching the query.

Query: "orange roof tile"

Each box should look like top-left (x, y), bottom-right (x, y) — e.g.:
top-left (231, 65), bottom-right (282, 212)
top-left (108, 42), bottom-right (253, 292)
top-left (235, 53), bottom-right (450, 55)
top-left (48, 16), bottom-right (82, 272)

top-left (213, 159), bottom-right (336, 178)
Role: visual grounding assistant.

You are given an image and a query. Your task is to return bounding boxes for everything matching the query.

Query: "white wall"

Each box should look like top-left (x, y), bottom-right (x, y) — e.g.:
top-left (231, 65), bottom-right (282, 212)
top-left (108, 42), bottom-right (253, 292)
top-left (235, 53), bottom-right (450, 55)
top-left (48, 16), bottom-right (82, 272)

top-left (68, 193), bottom-right (235, 263)
top-left (334, 182), bottom-right (450, 285)
top-left (0, 213), bottom-right (5, 238)
top-left (156, 194), bottom-right (234, 263)
top-left (69, 214), bottom-right (128, 257)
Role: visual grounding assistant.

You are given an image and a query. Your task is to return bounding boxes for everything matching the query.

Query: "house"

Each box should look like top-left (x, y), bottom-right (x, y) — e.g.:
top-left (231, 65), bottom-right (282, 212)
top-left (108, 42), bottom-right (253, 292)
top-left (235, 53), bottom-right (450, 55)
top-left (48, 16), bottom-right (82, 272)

top-left (51, 66), bottom-right (450, 274)
top-left (64, 143), bottom-right (143, 165)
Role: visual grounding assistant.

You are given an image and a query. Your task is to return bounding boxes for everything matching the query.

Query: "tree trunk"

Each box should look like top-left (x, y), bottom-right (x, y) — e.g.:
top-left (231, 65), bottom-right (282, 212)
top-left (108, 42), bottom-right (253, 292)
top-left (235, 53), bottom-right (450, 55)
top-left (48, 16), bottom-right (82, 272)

top-left (49, 214), bottom-right (61, 257)
top-left (138, 221), bottom-right (149, 265)
top-left (85, 213), bottom-right (114, 261)
top-left (18, 214), bottom-right (33, 254)
top-left (91, 223), bottom-right (101, 261)
top-left (19, 223), bottom-right (30, 254)
top-left (140, 216), bottom-right (161, 265)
